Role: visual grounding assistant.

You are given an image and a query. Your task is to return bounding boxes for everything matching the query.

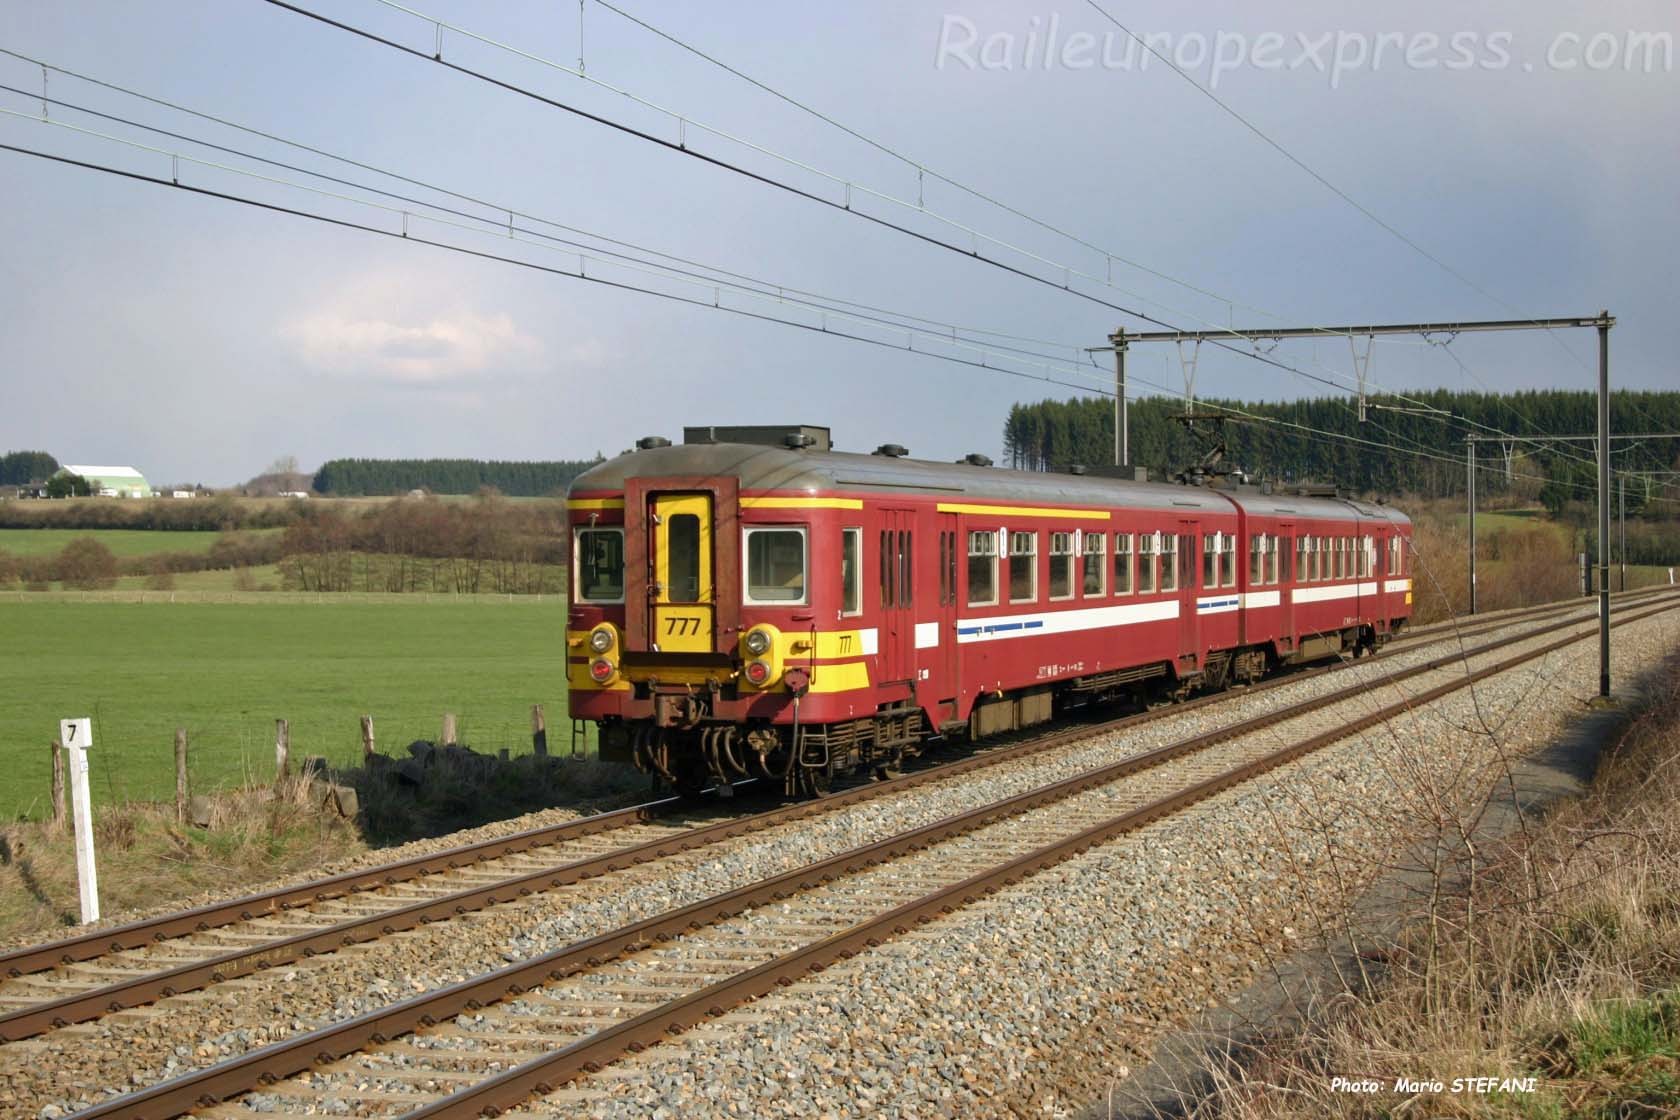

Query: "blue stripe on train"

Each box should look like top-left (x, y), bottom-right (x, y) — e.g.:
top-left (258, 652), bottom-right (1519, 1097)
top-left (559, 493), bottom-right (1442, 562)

top-left (956, 619), bottom-right (1048, 636)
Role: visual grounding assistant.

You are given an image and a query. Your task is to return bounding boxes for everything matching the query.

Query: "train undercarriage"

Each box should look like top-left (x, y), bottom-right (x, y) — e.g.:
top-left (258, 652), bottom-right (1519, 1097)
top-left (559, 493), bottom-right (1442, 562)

top-left (599, 625), bottom-right (1399, 799)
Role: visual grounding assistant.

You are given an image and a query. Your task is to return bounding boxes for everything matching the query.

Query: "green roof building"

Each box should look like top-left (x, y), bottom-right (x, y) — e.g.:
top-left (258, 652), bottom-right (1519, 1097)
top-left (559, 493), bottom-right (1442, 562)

top-left (57, 464), bottom-right (154, 498)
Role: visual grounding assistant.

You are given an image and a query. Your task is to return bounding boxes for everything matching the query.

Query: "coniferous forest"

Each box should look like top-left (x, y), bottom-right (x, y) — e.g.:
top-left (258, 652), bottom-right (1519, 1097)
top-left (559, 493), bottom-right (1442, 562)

top-left (1001, 390), bottom-right (1680, 512)
top-left (311, 457), bottom-right (604, 497)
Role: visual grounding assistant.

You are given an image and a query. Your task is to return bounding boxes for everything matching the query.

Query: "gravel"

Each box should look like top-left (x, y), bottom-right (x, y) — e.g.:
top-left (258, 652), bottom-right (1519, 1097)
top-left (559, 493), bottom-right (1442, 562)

top-left (528, 609), bottom-right (1680, 1118)
top-left (2, 600), bottom-right (1670, 1118)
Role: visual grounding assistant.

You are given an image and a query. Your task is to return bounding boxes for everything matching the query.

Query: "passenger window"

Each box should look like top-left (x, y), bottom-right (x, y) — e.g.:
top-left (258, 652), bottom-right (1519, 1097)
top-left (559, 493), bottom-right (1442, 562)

top-left (743, 527), bottom-right (806, 604)
top-left (1266, 535), bottom-right (1280, 585)
top-left (1049, 532), bottom-right (1075, 600)
top-left (669, 513), bottom-right (701, 602)
top-left (1009, 531), bottom-right (1037, 602)
top-left (1137, 533), bottom-right (1156, 594)
top-left (1248, 534), bottom-right (1263, 586)
top-left (574, 528), bottom-right (625, 603)
top-left (1203, 534), bottom-right (1219, 589)
top-left (1160, 534), bottom-right (1179, 593)
top-left (1114, 532), bottom-right (1133, 595)
top-left (1221, 534), bottom-right (1236, 588)
top-left (841, 528), bottom-right (861, 616)
top-left (1082, 532), bottom-right (1106, 597)
top-left (967, 530), bottom-right (997, 607)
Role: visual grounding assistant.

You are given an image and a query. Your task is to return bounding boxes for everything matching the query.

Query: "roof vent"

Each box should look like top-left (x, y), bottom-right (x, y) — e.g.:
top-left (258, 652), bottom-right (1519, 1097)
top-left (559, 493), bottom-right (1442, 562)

top-left (683, 425), bottom-right (831, 451)
top-left (784, 432), bottom-right (817, 449)
top-left (873, 443), bottom-right (909, 458)
top-left (961, 453), bottom-right (993, 467)
top-left (1068, 464), bottom-right (1088, 476)
top-left (636, 435), bottom-right (672, 450)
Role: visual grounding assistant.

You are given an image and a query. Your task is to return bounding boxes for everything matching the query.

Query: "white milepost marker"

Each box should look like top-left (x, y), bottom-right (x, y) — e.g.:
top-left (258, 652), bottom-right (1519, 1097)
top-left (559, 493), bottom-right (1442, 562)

top-left (58, 717), bottom-right (100, 924)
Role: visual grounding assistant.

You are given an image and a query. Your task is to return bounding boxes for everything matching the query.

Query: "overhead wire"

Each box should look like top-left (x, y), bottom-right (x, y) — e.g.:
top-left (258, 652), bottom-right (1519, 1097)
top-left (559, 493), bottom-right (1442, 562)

top-left (1079, 0), bottom-right (1670, 443)
top-left (251, 0), bottom-right (1626, 475)
top-left (0, 137), bottom-right (1115, 401)
top-left (0, 48), bottom-right (1091, 360)
top-left (2, 38), bottom-right (1656, 503)
top-left (4, 133), bottom-right (1663, 508)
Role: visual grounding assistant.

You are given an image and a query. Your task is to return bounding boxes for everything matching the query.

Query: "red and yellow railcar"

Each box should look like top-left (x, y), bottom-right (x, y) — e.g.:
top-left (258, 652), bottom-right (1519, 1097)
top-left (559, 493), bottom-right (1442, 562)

top-left (566, 426), bottom-right (1412, 795)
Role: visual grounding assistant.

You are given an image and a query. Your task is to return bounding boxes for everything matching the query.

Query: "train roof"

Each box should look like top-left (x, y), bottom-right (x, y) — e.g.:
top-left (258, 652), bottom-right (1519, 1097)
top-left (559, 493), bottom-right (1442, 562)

top-left (570, 442), bottom-right (1409, 526)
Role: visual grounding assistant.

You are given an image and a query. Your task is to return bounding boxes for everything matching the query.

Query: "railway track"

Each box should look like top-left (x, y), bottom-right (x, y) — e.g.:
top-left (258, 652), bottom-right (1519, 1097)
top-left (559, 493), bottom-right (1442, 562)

top-left (0, 587), bottom-right (1669, 1047)
top-left (31, 593), bottom-right (1679, 1118)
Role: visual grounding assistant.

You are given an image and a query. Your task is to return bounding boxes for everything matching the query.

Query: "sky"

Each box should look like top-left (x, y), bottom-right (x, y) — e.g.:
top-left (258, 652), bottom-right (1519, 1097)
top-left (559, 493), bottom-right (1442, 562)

top-left (0, 1), bottom-right (1674, 486)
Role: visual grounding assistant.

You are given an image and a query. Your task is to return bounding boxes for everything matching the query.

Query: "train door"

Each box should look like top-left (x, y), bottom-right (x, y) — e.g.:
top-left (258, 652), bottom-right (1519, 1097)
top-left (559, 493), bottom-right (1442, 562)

top-left (647, 492), bottom-right (713, 653)
top-left (1176, 519), bottom-right (1199, 670)
top-left (877, 509), bottom-right (916, 694)
top-left (932, 512), bottom-right (961, 723)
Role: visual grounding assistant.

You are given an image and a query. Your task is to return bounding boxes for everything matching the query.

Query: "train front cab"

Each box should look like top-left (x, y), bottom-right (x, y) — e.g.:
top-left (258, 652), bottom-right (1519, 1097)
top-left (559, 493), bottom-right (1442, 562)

top-left (570, 471), bottom-right (947, 791)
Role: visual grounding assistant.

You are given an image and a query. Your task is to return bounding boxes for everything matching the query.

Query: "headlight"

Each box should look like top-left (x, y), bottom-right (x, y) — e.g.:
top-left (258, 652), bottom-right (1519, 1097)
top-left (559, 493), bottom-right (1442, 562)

top-left (744, 659), bottom-right (771, 686)
top-left (744, 628), bottom-right (772, 656)
top-left (588, 658), bottom-right (616, 683)
top-left (589, 627), bottom-right (615, 654)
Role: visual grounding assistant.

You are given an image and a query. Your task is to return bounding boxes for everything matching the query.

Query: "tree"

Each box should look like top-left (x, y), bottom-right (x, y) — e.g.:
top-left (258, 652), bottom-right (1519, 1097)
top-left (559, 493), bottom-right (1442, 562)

top-left (45, 472), bottom-right (91, 499)
top-left (56, 538), bottom-right (118, 589)
top-left (0, 450), bottom-right (59, 484)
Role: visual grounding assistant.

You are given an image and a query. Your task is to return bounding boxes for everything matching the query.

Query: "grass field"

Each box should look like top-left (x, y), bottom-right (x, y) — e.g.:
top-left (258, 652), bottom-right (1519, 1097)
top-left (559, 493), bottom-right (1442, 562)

top-left (0, 595), bottom-right (580, 819)
top-left (0, 527), bottom-right (243, 558)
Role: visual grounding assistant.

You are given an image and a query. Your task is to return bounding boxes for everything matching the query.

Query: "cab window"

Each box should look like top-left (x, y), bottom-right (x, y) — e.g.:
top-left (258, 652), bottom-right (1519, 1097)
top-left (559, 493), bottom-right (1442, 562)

top-left (574, 528), bottom-right (624, 603)
top-left (744, 527), bottom-right (807, 604)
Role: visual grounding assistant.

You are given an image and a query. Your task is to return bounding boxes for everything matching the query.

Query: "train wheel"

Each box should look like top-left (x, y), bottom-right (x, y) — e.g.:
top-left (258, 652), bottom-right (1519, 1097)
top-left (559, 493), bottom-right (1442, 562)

top-left (797, 762), bottom-right (834, 797)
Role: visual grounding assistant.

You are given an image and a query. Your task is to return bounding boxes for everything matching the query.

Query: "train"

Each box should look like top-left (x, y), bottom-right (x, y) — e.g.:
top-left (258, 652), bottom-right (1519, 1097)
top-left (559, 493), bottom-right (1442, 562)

top-left (566, 425), bottom-right (1413, 796)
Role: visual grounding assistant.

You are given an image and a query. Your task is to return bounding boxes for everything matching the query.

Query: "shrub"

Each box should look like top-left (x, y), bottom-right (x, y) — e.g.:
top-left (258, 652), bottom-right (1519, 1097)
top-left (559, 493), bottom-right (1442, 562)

top-left (144, 557), bottom-right (176, 590)
top-left (55, 538), bottom-right (119, 590)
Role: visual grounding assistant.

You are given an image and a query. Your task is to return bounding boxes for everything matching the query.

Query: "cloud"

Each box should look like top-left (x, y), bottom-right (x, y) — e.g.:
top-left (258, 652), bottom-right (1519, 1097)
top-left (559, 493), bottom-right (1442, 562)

top-left (280, 309), bottom-right (545, 384)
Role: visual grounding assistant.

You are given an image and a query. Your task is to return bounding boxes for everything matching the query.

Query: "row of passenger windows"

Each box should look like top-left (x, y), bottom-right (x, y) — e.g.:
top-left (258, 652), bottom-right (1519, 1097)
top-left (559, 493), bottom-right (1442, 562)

top-left (1295, 534), bottom-right (1379, 582)
top-left (964, 529), bottom-right (1400, 608)
top-left (574, 525), bottom-right (1409, 609)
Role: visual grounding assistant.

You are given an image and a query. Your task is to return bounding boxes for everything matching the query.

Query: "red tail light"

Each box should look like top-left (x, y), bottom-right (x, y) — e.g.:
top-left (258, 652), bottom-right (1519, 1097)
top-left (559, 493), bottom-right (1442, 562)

top-left (589, 658), bottom-right (615, 683)
top-left (744, 659), bottom-right (771, 686)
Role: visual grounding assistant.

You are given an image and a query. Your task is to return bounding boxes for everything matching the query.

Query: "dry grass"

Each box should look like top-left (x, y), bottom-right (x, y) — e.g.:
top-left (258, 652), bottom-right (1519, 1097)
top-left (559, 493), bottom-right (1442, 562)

top-left (1163, 661), bottom-right (1680, 1119)
top-left (0, 748), bottom-right (650, 946)
top-left (1408, 502), bottom-right (1584, 625)
top-left (0, 779), bottom-right (363, 945)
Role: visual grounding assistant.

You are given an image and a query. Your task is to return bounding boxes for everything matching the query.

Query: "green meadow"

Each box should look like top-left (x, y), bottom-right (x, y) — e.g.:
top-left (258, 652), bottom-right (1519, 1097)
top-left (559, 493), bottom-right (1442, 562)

top-left (0, 595), bottom-right (579, 818)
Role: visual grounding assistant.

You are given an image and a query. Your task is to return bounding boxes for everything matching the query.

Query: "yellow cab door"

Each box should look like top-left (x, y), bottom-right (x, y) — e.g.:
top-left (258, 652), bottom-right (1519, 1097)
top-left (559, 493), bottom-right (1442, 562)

top-left (649, 492), bottom-right (714, 652)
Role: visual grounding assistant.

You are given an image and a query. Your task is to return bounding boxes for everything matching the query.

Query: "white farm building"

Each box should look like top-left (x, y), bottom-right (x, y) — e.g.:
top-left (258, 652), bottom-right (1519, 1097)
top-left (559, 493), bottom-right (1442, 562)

top-left (58, 464), bottom-right (154, 498)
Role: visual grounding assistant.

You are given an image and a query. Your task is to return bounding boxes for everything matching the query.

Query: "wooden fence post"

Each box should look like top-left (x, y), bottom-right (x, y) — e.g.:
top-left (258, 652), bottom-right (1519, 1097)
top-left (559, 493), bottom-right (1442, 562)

top-left (531, 704), bottom-right (547, 757)
top-left (360, 715), bottom-right (376, 761)
top-left (274, 718), bottom-right (290, 785)
top-left (174, 729), bottom-right (189, 824)
top-left (441, 712), bottom-right (458, 747)
top-left (50, 741), bottom-right (66, 830)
